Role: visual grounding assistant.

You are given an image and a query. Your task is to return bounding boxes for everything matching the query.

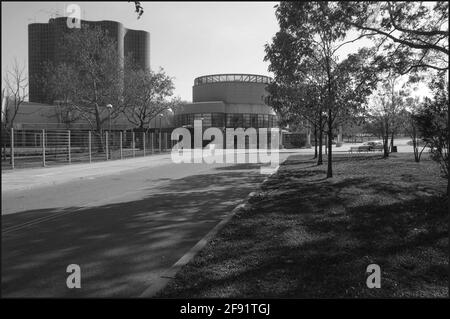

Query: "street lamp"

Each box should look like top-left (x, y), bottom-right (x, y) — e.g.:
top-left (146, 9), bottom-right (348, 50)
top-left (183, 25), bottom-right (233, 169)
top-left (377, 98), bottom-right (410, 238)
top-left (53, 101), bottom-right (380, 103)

top-left (105, 104), bottom-right (113, 158)
top-left (159, 113), bottom-right (164, 152)
top-left (106, 104), bottom-right (113, 132)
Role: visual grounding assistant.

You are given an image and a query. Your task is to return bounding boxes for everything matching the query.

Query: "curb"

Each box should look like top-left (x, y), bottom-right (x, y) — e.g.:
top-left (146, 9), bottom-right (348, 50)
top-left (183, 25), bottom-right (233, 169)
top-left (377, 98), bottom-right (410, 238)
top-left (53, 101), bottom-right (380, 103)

top-left (139, 164), bottom-right (282, 298)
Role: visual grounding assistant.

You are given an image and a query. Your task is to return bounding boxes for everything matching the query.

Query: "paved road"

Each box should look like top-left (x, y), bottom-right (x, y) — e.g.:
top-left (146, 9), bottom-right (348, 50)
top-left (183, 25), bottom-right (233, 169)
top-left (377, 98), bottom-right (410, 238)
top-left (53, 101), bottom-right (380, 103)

top-left (2, 154), bottom-right (289, 297)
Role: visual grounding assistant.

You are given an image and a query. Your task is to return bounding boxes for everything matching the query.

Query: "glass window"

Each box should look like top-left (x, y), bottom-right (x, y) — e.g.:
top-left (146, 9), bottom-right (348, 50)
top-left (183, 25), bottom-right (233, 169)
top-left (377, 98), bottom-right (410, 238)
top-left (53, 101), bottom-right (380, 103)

top-left (212, 113), bottom-right (224, 127)
top-left (232, 113), bottom-right (243, 128)
top-left (202, 113), bottom-right (212, 127)
top-left (226, 114), bottom-right (232, 127)
top-left (272, 116), bottom-right (278, 127)
top-left (258, 114), bottom-right (264, 128)
top-left (250, 114), bottom-right (258, 128)
top-left (225, 113), bottom-right (242, 128)
top-left (243, 114), bottom-right (251, 128)
top-left (263, 115), bottom-right (269, 127)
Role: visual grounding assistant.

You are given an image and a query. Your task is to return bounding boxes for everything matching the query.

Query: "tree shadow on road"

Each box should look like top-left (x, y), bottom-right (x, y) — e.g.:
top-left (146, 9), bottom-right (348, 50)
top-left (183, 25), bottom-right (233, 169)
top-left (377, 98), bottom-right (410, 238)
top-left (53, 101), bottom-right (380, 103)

top-left (1, 164), bottom-right (266, 298)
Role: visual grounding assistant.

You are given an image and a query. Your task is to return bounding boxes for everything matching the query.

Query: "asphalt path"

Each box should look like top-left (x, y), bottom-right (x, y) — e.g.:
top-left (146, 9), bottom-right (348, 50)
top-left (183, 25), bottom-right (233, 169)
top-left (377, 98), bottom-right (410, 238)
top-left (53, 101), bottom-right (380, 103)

top-left (1, 155), bottom-right (288, 297)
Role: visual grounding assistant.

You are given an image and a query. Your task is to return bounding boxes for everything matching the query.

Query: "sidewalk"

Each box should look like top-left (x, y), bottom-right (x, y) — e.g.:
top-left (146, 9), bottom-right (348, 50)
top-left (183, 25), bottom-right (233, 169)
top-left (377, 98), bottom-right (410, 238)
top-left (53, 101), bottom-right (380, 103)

top-left (2, 149), bottom-right (298, 193)
top-left (1, 141), bottom-right (417, 193)
top-left (2, 153), bottom-right (174, 193)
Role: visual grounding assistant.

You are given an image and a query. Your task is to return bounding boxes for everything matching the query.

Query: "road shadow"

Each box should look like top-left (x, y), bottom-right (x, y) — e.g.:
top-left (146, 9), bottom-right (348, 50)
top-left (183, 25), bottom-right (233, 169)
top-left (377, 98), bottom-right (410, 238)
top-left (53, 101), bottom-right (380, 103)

top-left (1, 165), bottom-right (266, 298)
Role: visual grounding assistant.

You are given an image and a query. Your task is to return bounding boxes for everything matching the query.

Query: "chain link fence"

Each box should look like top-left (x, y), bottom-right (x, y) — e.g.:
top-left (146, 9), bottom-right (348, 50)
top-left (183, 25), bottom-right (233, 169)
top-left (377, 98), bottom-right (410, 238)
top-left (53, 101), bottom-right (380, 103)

top-left (1, 128), bottom-right (175, 169)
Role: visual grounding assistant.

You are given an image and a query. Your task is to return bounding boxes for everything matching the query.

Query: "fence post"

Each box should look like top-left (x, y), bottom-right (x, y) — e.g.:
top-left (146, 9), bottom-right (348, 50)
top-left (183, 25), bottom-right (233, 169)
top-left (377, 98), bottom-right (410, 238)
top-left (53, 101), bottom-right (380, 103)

top-left (120, 131), bottom-right (123, 159)
top-left (88, 131), bottom-right (92, 163)
top-left (164, 132), bottom-right (168, 151)
top-left (42, 129), bottom-right (46, 167)
top-left (159, 131), bottom-right (162, 152)
top-left (143, 131), bottom-right (146, 156)
top-left (67, 130), bottom-right (71, 164)
top-left (105, 131), bottom-right (109, 160)
top-left (132, 131), bottom-right (136, 157)
top-left (10, 128), bottom-right (15, 169)
top-left (151, 132), bottom-right (154, 154)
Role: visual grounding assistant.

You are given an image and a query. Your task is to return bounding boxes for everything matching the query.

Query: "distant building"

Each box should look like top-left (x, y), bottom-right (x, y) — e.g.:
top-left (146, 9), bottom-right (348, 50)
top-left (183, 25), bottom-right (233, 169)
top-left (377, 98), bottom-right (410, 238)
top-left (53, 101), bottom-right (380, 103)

top-left (173, 74), bottom-right (279, 148)
top-left (174, 74), bottom-right (278, 129)
top-left (4, 100), bottom-right (173, 131)
top-left (28, 17), bottom-right (150, 103)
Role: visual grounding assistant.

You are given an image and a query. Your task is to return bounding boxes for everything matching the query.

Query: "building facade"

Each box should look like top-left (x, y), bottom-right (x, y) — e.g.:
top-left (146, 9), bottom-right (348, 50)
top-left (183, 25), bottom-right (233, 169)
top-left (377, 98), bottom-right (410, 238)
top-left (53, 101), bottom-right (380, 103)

top-left (173, 74), bottom-right (278, 148)
top-left (174, 74), bottom-right (277, 130)
top-left (28, 17), bottom-right (150, 103)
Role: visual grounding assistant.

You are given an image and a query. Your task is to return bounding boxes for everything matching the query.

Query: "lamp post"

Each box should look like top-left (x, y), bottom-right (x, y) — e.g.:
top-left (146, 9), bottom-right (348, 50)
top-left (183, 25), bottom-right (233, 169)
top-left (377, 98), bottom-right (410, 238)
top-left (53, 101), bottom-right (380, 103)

top-left (106, 104), bottom-right (113, 132)
top-left (158, 108), bottom-right (174, 151)
top-left (106, 104), bottom-right (113, 159)
top-left (159, 113), bottom-right (164, 152)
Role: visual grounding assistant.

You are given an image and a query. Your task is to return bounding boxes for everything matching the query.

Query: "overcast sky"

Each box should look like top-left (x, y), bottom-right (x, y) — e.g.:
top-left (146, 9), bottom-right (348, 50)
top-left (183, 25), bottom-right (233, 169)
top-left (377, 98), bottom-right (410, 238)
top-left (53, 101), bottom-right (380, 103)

top-left (2, 1), bottom-right (282, 101)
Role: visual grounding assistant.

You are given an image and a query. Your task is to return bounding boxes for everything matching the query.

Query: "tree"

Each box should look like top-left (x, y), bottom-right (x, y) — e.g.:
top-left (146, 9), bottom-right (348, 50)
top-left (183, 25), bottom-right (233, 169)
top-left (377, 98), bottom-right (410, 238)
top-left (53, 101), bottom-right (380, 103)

top-left (398, 96), bottom-right (427, 163)
top-left (41, 25), bottom-right (126, 151)
top-left (266, 81), bottom-right (326, 163)
top-left (414, 74), bottom-right (448, 185)
top-left (2, 59), bottom-right (28, 131)
top-left (2, 59), bottom-right (28, 162)
top-left (129, 1), bottom-right (144, 19)
top-left (336, 1), bottom-right (448, 75)
top-left (265, 2), bottom-right (379, 177)
top-left (368, 72), bottom-right (408, 157)
top-left (122, 66), bottom-right (178, 131)
top-left (41, 62), bottom-right (80, 128)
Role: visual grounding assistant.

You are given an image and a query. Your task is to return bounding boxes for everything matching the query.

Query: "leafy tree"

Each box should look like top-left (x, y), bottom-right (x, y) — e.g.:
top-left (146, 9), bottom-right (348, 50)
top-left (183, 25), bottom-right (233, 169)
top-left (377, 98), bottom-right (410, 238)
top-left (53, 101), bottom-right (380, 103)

top-left (336, 1), bottom-right (448, 74)
top-left (41, 62), bottom-right (80, 128)
top-left (122, 65), bottom-right (179, 131)
top-left (368, 72), bottom-right (408, 157)
top-left (41, 25), bottom-right (126, 150)
top-left (266, 81), bottom-right (326, 162)
top-left (404, 107), bottom-right (428, 163)
top-left (265, 2), bottom-right (379, 177)
top-left (129, 1), bottom-right (144, 19)
top-left (414, 74), bottom-right (448, 184)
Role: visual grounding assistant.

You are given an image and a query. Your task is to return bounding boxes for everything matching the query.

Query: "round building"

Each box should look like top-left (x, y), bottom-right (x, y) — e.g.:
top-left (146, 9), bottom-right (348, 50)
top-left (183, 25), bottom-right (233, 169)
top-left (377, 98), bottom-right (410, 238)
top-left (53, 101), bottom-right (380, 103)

top-left (174, 74), bottom-right (278, 130)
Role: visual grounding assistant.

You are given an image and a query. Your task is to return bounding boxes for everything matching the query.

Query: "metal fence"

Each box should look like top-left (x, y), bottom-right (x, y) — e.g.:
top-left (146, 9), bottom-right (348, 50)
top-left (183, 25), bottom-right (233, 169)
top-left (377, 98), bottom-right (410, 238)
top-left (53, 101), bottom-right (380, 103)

top-left (1, 128), bottom-right (175, 169)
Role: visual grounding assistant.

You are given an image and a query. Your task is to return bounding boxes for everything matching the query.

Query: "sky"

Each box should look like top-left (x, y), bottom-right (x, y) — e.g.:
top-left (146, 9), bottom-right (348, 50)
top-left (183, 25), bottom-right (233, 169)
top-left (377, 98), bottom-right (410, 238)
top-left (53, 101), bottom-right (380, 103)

top-left (1, 1), bottom-right (430, 102)
top-left (1, 1), bottom-right (281, 101)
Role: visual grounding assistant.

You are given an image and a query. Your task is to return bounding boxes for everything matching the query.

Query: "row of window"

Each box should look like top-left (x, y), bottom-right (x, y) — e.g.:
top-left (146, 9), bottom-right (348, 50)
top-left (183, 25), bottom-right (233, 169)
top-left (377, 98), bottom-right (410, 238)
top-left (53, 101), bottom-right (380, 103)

top-left (174, 113), bottom-right (278, 128)
top-left (194, 74), bottom-right (272, 86)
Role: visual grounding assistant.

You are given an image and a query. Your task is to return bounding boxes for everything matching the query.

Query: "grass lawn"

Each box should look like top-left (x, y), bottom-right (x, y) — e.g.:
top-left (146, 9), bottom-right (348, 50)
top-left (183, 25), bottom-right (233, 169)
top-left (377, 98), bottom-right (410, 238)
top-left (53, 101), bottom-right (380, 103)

top-left (158, 153), bottom-right (448, 298)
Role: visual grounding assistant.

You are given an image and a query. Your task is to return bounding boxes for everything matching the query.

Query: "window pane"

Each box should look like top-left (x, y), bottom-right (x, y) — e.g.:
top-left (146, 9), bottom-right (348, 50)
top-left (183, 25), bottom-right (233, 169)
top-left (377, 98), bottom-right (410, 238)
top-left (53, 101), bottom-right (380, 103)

top-left (258, 114), bottom-right (264, 128)
top-left (243, 114), bottom-right (251, 128)
top-left (250, 114), bottom-right (258, 128)
top-left (202, 113), bottom-right (211, 127)
top-left (263, 115), bottom-right (268, 127)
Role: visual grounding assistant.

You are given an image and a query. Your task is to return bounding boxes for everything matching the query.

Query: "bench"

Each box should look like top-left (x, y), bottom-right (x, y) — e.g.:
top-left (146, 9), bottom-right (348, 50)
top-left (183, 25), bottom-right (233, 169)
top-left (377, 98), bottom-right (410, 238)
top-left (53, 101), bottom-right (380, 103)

top-left (349, 146), bottom-right (384, 153)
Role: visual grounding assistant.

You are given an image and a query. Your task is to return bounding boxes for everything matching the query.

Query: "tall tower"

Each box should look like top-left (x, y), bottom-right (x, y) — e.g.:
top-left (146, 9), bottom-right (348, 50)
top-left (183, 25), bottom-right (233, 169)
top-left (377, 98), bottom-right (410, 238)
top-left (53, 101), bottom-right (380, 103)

top-left (28, 17), bottom-right (150, 103)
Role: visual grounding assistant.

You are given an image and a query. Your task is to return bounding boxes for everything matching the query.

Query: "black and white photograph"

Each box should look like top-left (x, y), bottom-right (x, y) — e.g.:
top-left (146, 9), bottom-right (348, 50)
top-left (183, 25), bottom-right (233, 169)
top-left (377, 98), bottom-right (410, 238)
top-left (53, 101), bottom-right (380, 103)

top-left (1, 0), bottom-right (448, 308)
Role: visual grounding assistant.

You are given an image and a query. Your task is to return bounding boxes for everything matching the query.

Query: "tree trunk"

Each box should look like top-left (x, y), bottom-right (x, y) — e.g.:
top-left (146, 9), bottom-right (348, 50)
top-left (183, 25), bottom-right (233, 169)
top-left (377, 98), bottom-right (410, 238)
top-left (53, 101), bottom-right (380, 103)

top-left (390, 130), bottom-right (395, 151)
top-left (326, 110), bottom-right (333, 178)
top-left (383, 118), bottom-right (389, 158)
top-left (94, 104), bottom-right (105, 153)
top-left (317, 115), bottom-right (323, 165)
top-left (412, 125), bottom-right (420, 162)
top-left (313, 123), bottom-right (318, 159)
